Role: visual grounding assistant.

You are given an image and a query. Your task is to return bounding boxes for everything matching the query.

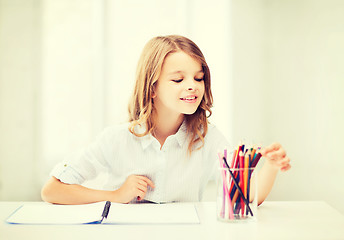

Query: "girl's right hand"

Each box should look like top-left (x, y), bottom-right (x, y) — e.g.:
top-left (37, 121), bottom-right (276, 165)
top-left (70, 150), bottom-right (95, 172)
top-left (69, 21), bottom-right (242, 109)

top-left (115, 175), bottom-right (155, 203)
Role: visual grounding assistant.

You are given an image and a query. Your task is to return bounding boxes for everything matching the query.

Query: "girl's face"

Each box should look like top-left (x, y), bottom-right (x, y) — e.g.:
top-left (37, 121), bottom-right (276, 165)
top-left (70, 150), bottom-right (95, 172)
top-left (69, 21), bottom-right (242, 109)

top-left (153, 51), bottom-right (205, 119)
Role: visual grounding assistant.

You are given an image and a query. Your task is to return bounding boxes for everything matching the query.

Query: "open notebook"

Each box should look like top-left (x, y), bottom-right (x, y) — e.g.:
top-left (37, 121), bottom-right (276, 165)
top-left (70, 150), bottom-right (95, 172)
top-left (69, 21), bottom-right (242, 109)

top-left (6, 201), bottom-right (200, 225)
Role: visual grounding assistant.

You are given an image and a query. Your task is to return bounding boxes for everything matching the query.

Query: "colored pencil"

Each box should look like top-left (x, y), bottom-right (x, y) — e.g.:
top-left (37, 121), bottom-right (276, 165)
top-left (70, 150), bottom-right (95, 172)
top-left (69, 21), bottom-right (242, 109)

top-left (222, 156), bottom-right (254, 217)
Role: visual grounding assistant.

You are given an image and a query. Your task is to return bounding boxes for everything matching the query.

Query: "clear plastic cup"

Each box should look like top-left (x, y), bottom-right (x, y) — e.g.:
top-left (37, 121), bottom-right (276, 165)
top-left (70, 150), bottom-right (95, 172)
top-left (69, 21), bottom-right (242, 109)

top-left (217, 167), bottom-right (257, 222)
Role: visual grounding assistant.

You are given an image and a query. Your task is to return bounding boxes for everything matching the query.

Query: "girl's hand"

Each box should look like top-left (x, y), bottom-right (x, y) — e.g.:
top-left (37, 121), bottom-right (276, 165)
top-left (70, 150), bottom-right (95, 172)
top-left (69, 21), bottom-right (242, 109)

top-left (261, 142), bottom-right (291, 172)
top-left (115, 175), bottom-right (155, 203)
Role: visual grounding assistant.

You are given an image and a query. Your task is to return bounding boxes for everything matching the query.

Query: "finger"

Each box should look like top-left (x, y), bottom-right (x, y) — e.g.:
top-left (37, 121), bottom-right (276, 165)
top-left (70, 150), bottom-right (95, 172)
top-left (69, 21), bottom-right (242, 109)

top-left (132, 176), bottom-right (149, 187)
top-left (137, 186), bottom-right (150, 201)
top-left (136, 182), bottom-right (148, 193)
top-left (137, 179), bottom-right (148, 188)
top-left (276, 156), bottom-right (290, 167)
top-left (266, 148), bottom-right (286, 160)
top-left (137, 176), bottom-right (155, 188)
top-left (137, 191), bottom-right (146, 201)
top-left (262, 142), bottom-right (282, 155)
top-left (281, 164), bottom-right (291, 172)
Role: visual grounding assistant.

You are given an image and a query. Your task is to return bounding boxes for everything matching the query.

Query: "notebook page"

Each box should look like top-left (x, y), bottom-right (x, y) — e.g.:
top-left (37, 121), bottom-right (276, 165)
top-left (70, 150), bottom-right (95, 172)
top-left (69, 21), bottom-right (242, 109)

top-left (6, 202), bottom-right (106, 224)
top-left (106, 203), bottom-right (199, 224)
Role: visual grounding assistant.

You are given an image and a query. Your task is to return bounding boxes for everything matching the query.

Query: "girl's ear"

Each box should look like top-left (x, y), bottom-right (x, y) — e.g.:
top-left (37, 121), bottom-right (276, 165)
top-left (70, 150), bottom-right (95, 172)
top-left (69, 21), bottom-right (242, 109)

top-left (151, 89), bottom-right (156, 98)
top-left (151, 84), bottom-right (157, 98)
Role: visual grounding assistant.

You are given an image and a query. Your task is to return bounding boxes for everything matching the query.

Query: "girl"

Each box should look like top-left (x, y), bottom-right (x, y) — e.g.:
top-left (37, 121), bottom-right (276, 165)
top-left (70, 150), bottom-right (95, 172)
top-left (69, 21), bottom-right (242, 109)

top-left (41, 35), bottom-right (291, 205)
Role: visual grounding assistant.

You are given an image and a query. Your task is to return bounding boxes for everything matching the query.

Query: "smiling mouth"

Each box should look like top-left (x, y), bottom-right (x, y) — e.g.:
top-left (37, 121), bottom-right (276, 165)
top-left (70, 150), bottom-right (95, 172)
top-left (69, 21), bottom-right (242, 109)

top-left (180, 96), bottom-right (197, 100)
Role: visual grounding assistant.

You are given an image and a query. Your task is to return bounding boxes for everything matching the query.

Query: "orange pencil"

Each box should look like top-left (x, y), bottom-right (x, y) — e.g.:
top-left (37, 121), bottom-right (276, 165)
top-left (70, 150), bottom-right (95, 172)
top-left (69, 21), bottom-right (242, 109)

top-left (244, 150), bottom-right (250, 199)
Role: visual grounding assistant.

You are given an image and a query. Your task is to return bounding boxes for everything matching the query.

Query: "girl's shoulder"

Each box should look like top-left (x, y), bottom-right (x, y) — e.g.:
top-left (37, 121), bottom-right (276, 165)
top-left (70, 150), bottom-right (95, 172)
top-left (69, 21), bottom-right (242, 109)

top-left (96, 122), bottom-right (131, 142)
top-left (205, 123), bottom-right (225, 138)
top-left (204, 123), bottom-right (230, 148)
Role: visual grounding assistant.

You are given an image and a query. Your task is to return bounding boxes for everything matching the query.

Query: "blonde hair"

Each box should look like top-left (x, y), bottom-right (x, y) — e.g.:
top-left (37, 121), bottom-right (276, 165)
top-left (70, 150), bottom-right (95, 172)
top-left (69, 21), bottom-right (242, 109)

top-left (128, 35), bottom-right (213, 154)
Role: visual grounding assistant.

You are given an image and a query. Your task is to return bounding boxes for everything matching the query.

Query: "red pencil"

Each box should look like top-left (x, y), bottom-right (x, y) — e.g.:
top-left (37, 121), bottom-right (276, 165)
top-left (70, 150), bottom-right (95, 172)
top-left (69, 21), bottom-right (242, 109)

top-left (239, 151), bottom-right (245, 216)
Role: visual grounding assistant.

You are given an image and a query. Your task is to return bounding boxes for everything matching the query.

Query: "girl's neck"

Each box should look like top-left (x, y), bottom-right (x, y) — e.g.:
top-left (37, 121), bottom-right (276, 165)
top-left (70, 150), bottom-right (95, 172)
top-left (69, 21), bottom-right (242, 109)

top-left (153, 113), bottom-right (184, 148)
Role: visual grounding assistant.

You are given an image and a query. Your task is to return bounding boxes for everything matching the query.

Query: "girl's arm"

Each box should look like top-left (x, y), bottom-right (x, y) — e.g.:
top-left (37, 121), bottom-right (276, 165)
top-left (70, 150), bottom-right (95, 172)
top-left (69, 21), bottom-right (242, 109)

top-left (41, 175), bottom-right (155, 204)
top-left (252, 143), bottom-right (291, 205)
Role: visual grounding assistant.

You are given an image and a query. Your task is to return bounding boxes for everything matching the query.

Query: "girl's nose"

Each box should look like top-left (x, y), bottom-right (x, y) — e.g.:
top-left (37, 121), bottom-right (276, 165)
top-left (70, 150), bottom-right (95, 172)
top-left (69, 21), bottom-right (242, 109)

top-left (186, 79), bottom-right (196, 91)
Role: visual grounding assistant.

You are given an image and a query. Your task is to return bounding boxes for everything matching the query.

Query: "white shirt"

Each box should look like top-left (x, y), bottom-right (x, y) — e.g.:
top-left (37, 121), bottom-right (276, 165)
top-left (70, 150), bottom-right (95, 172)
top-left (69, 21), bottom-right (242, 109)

top-left (51, 121), bottom-right (229, 203)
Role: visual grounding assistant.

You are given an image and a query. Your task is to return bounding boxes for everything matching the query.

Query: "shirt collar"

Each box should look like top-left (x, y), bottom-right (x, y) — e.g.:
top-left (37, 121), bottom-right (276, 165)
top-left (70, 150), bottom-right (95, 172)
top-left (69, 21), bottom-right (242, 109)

top-left (174, 120), bottom-right (188, 147)
top-left (138, 121), bottom-right (188, 150)
top-left (134, 123), bottom-right (154, 150)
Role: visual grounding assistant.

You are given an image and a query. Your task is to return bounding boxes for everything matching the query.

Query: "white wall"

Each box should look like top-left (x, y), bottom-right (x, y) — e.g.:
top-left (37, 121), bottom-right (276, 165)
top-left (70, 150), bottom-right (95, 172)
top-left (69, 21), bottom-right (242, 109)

top-left (231, 0), bottom-right (344, 214)
top-left (264, 0), bottom-right (344, 213)
top-left (38, 0), bottom-right (96, 184)
top-left (0, 0), bottom-right (41, 200)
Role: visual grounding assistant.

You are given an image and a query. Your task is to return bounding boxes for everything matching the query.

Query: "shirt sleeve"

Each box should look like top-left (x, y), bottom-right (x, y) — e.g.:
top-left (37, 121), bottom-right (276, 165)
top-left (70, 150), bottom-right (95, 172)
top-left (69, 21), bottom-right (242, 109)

top-left (50, 127), bottom-right (114, 185)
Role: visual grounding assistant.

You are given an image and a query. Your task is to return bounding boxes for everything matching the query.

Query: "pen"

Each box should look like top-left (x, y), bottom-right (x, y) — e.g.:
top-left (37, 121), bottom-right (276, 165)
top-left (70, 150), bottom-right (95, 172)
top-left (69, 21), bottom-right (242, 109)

top-left (101, 201), bottom-right (111, 222)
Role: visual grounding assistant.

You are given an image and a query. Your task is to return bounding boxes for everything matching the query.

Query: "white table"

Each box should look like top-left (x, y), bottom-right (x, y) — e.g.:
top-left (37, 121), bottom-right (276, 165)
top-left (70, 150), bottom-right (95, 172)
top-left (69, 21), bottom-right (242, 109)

top-left (1, 201), bottom-right (344, 240)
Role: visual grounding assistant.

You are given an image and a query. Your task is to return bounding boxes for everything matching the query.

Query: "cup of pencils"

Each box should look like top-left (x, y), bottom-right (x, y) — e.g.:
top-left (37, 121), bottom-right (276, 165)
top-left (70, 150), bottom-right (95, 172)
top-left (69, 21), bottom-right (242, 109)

top-left (217, 145), bottom-right (262, 222)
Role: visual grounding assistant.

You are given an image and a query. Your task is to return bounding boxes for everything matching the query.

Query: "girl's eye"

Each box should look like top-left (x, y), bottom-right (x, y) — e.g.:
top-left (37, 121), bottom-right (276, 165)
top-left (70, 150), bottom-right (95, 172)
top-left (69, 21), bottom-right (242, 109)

top-left (195, 78), bottom-right (204, 82)
top-left (172, 79), bottom-right (183, 83)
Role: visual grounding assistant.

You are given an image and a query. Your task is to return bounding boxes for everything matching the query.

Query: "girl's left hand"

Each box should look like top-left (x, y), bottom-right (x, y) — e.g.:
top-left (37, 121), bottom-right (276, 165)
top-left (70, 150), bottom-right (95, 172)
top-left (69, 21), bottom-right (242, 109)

top-left (261, 142), bottom-right (291, 172)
